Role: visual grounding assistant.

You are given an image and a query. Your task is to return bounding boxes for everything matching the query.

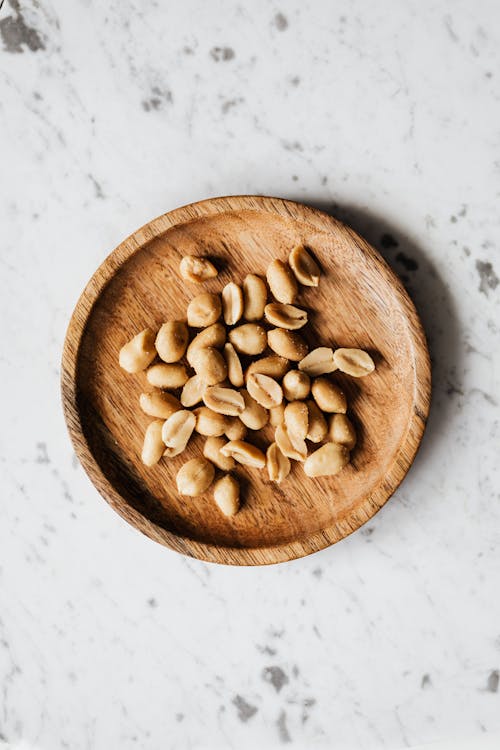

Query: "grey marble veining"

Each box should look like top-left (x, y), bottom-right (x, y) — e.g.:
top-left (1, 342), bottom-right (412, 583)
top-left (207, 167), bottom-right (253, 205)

top-left (0, 1), bottom-right (499, 748)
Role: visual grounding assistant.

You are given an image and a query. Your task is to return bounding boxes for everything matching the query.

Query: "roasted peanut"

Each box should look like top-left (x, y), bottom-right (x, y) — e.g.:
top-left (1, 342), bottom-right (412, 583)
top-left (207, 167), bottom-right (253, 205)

top-left (155, 321), bottom-right (189, 363)
top-left (311, 377), bottom-right (347, 413)
top-left (266, 259), bottom-right (298, 304)
top-left (247, 373), bottom-right (283, 409)
top-left (299, 347), bottom-right (337, 376)
top-left (146, 363), bottom-right (189, 389)
top-left (180, 375), bottom-right (205, 407)
top-left (187, 292), bottom-right (221, 328)
top-left (239, 389), bottom-right (269, 430)
top-left (220, 440), bottom-right (266, 468)
top-left (213, 474), bottom-right (240, 516)
top-left (329, 413), bottom-right (356, 450)
top-left (223, 343), bottom-right (244, 387)
top-left (269, 403), bottom-right (285, 427)
top-left (222, 281), bottom-right (244, 325)
top-left (139, 391), bottom-right (182, 419)
top-left (267, 328), bottom-right (308, 361)
top-left (284, 401), bottom-right (309, 445)
top-left (306, 400), bottom-right (328, 443)
top-left (229, 323), bottom-right (267, 355)
top-left (186, 322), bottom-right (226, 365)
top-left (275, 423), bottom-right (307, 461)
top-left (179, 255), bottom-right (218, 283)
top-left (246, 355), bottom-right (289, 380)
top-left (193, 406), bottom-right (228, 436)
top-left (176, 457), bottom-right (215, 496)
top-left (282, 369), bottom-right (310, 400)
top-left (141, 420), bottom-right (165, 466)
top-left (162, 410), bottom-right (196, 457)
top-left (203, 386), bottom-right (245, 416)
top-left (264, 303), bottom-right (307, 330)
top-left (191, 347), bottom-right (227, 385)
top-left (333, 348), bottom-right (375, 377)
top-left (243, 273), bottom-right (267, 320)
top-left (289, 245), bottom-right (320, 287)
top-left (119, 328), bottom-right (156, 373)
top-left (304, 443), bottom-right (350, 477)
top-left (266, 442), bottom-right (291, 484)
top-left (203, 436), bottom-right (235, 471)
top-left (224, 417), bottom-right (248, 441)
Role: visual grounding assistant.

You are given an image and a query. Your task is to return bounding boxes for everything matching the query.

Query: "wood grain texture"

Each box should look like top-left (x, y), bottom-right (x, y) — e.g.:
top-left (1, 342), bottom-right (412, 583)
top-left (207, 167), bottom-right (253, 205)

top-left (61, 196), bottom-right (431, 565)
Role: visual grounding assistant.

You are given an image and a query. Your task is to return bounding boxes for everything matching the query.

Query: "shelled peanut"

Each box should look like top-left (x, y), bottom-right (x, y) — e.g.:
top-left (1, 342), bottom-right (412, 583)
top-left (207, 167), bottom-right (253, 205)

top-left (118, 246), bottom-right (376, 516)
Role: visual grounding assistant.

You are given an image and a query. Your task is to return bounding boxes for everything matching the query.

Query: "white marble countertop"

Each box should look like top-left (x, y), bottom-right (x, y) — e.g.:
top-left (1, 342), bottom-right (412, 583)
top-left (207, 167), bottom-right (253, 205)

top-left (1, 1), bottom-right (499, 748)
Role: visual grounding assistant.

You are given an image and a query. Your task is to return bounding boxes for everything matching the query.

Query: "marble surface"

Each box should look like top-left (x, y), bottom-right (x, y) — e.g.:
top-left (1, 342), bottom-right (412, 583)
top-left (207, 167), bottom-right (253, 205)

top-left (1, 1), bottom-right (499, 748)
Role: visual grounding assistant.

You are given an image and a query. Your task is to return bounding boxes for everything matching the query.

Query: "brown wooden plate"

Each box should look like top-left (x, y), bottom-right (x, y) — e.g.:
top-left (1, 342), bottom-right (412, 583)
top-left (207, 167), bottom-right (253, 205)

top-left (61, 196), bottom-right (431, 565)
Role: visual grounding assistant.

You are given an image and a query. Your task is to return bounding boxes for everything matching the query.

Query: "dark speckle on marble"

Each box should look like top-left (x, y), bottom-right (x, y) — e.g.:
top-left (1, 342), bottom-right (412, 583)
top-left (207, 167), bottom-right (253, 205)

top-left (183, 46), bottom-right (194, 55)
top-left (175, 712), bottom-right (184, 722)
top-left (486, 670), bottom-right (499, 693)
top-left (221, 97), bottom-right (243, 114)
top-left (233, 695), bottom-right (258, 722)
top-left (312, 567), bottom-right (323, 578)
top-left (262, 666), bottom-right (289, 693)
top-left (210, 46), bottom-right (235, 62)
top-left (257, 644), bottom-right (277, 656)
top-left (36, 442), bottom-right (50, 464)
top-left (290, 76), bottom-right (300, 87)
top-left (142, 87), bottom-right (172, 112)
top-left (274, 12), bottom-right (288, 31)
top-left (446, 381), bottom-right (464, 397)
top-left (380, 233), bottom-right (399, 249)
top-left (292, 175), bottom-right (298, 182)
top-left (396, 252), bottom-right (419, 271)
top-left (476, 260), bottom-right (499, 295)
top-left (88, 174), bottom-right (105, 199)
top-left (277, 710), bottom-right (291, 743)
top-left (282, 140), bottom-right (303, 152)
top-left (147, 598), bottom-right (158, 608)
top-left (0, 0), bottom-right (45, 53)
top-left (450, 215), bottom-right (457, 223)
top-left (421, 674), bottom-right (432, 689)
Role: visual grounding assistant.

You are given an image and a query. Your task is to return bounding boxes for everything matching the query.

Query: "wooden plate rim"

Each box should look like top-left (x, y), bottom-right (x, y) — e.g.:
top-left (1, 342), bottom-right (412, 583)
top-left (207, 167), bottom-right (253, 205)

top-left (61, 195), bottom-right (431, 566)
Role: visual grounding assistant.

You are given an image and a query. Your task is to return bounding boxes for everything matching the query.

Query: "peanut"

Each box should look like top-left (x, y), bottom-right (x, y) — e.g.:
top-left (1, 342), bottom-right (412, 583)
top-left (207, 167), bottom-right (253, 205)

top-left (222, 281), bottom-right (243, 325)
top-left (119, 329), bottom-right (156, 373)
top-left (162, 410), bottom-right (196, 457)
top-left (247, 372), bottom-right (283, 409)
top-left (179, 255), bottom-right (218, 283)
top-left (139, 391), bottom-right (181, 419)
top-left (203, 436), bottom-right (235, 471)
top-left (176, 457), bottom-right (215, 496)
top-left (239, 389), bottom-right (269, 430)
top-left (180, 375), bottom-right (205, 407)
top-left (193, 406), bottom-right (228, 436)
top-left (243, 273), bottom-right (267, 320)
top-left (328, 413), bottom-right (356, 450)
top-left (186, 323), bottom-right (226, 365)
top-left (333, 348), bottom-right (375, 377)
top-left (266, 442), bottom-right (291, 484)
top-left (141, 420), bottom-right (165, 466)
top-left (246, 355), bottom-right (289, 380)
top-left (306, 400), bottom-right (328, 443)
top-left (224, 417), bottom-right (248, 441)
top-left (299, 347), bottom-right (337, 376)
top-left (275, 423), bottom-right (307, 461)
top-left (304, 443), bottom-right (350, 477)
top-left (229, 323), bottom-right (267, 355)
top-left (155, 321), bottom-right (189, 363)
top-left (266, 259), bottom-right (298, 304)
top-left (269, 403), bottom-right (285, 427)
top-left (264, 303), bottom-right (307, 330)
top-left (191, 346), bottom-right (227, 385)
top-left (146, 363), bottom-right (189, 389)
top-left (213, 474), bottom-right (240, 516)
top-left (223, 343), bottom-right (244, 387)
top-left (289, 245), bottom-right (320, 287)
top-left (284, 401), bottom-right (309, 445)
top-left (187, 292), bottom-right (221, 328)
top-left (282, 369), bottom-right (310, 400)
top-left (267, 328), bottom-right (308, 361)
top-left (220, 440), bottom-right (266, 469)
top-left (203, 386), bottom-right (245, 416)
top-left (311, 377), bottom-right (347, 413)
top-left (247, 373), bottom-right (283, 409)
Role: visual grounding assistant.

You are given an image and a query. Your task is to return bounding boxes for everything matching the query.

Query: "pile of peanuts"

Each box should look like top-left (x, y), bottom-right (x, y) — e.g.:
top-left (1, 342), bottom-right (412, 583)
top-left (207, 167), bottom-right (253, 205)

top-left (119, 245), bottom-right (375, 517)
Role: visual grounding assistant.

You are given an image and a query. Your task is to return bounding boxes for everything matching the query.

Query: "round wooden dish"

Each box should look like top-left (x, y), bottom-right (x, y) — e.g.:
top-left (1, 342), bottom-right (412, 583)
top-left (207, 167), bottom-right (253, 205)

top-left (62, 196), bottom-right (431, 565)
